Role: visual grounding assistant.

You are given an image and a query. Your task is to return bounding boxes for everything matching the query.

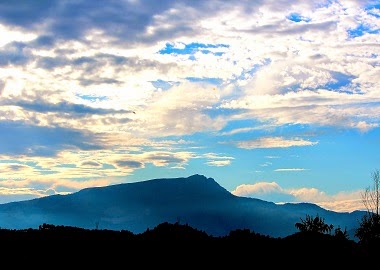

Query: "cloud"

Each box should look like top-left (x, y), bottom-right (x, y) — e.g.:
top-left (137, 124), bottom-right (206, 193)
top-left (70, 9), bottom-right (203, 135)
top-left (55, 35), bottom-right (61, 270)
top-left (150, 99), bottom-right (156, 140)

top-left (260, 162), bottom-right (272, 167)
top-left (0, 163), bottom-right (36, 180)
top-left (114, 160), bottom-right (145, 169)
top-left (0, 0), bottom-right (235, 46)
top-left (143, 151), bottom-right (191, 167)
top-left (274, 168), bottom-right (309, 172)
top-left (0, 121), bottom-right (103, 156)
top-left (232, 182), bottom-right (365, 212)
top-left (220, 126), bottom-right (275, 136)
top-left (134, 81), bottom-right (225, 137)
top-left (0, 148), bottom-right (198, 192)
top-left (201, 152), bottom-right (234, 167)
top-left (232, 182), bottom-right (283, 196)
top-left (241, 20), bottom-right (337, 36)
top-left (80, 161), bottom-right (102, 168)
top-left (236, 136), bottom-right (318, 149)
top-left (8, 99), bottom-right (134, 115)
top-left (206, 160), bottom-right (231, 167)
top-left (35, 53), bottom-right (178, 87)
top-left (0, 187), bottom-right (50, 204)
top-left (353, 121), bottom-right (379, 133)
top-left (0, 0), bottom-right (378, 206)
top-left (0, 42), bottom-right (32, 66)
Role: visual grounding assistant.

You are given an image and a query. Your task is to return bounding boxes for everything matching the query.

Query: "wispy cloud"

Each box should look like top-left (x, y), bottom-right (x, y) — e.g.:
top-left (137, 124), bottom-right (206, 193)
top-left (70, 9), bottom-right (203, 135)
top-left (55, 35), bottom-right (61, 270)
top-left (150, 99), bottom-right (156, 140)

top-left (202, 152), bottom-right (234, 167)
top-left (220, 125), bottom-right (275, 136)
top-left (236, 137), bottom-right (318, 149)
top-left (265, 156), bottom-right (280, 159)
top-left (206, 160), bottom-right (231, 167)
top-left (274, 168), bottom-right (309, 172)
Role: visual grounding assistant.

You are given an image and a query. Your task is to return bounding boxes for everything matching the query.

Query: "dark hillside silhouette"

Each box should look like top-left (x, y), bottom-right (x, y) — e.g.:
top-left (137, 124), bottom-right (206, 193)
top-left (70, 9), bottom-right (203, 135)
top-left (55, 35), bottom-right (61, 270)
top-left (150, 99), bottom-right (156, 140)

top-left (0, 221), bottom-right (372, 264)
top-left (0, 174), bottom-right (367, 239)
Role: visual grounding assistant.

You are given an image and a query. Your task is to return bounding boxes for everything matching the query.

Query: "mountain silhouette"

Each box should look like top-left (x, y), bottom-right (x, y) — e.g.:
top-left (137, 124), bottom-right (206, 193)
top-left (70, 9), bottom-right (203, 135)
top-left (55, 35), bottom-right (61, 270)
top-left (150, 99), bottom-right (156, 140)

top-left (0, 174), bottom-right (365, 238)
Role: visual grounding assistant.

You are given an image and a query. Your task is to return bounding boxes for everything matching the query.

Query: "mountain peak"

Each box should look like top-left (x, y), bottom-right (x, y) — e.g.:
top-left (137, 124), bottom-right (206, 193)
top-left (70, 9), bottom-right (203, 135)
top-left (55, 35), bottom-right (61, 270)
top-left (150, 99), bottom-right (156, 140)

top-left (139, 174), bottom-right (233, 200)
top-left (187, 174), bottom-right (207, 179)
top-left (186, 174), bottom-right (216, 183)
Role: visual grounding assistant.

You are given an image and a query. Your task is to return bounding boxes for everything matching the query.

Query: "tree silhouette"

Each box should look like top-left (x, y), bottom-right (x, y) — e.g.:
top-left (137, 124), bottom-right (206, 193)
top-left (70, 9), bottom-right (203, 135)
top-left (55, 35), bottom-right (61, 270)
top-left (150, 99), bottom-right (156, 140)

top-left (295, 214), bottom-right (334, 234)
top-left (355, 169), bottom-right (380, 244)
top-left (333, 226), bottom-right (349, 240)
top-left (361, 169), bottom-right (380, 216)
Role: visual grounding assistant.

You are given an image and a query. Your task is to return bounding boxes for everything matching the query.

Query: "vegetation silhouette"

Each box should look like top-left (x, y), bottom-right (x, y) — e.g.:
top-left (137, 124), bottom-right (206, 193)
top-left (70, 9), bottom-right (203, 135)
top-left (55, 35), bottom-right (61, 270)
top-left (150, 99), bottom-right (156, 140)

top-left (355, 169), bottom-right (380, 255)
top-left (0, 220), bottom-right (371, 259)
top-left (295, 214), bottom-right (334, 234)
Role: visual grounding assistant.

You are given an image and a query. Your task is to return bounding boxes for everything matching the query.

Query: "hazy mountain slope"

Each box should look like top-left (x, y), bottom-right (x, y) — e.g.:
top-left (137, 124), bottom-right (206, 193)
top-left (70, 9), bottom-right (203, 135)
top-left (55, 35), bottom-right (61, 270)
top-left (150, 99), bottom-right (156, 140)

top-left (0, 174), bottom-right (366, 238)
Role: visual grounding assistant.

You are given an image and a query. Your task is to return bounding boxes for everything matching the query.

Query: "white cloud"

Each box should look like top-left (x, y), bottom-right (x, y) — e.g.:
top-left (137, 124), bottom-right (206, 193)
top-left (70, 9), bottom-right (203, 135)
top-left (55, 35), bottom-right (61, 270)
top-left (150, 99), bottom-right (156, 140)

top-left (232, 181), bottom-right (365, 212)
top-left (353, 121), bottom-right (379, 133)
top-left (236, 136), bottom-right (318, 149)
top-left (274, 168), bottom-right (309, 172)
top-left (131, 81), bottom-right (225, 137)
top-left (232, 182), bottom-right (283, 196)
top-left (0, 24), bottom-right (37, 47)
top-left (206, 160), bottom-right (231, 167)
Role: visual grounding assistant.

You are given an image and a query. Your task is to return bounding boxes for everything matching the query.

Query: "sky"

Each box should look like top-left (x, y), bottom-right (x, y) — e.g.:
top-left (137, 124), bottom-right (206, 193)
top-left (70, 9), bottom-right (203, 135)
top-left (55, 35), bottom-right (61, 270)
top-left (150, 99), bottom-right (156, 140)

top-left (0, 0), bottom-right (379, 212)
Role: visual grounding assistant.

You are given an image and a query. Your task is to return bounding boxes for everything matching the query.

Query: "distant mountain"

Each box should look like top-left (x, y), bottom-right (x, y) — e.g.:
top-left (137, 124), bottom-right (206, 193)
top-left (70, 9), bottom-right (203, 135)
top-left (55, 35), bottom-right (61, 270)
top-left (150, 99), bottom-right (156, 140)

top-left (0, 174), bottom-right (366, 239)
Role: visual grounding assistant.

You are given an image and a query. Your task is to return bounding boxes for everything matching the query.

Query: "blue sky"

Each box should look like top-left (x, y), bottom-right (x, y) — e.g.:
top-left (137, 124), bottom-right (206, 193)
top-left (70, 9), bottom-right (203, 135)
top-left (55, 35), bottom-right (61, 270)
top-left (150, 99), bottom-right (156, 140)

top-left (0, 0), bottom-right (379, 212)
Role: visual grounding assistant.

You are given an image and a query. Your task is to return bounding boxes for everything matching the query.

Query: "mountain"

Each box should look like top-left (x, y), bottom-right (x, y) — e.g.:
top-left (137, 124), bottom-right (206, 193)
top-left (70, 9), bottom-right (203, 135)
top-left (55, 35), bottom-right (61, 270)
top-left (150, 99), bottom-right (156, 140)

top-left (0, 174), bottom-right (366, 239)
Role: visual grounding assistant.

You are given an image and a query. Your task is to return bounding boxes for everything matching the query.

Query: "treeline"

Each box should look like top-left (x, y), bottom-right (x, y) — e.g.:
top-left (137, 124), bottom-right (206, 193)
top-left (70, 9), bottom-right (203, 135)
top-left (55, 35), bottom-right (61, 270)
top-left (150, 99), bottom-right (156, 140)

top-left (0, 221), bottom-right (375, 259)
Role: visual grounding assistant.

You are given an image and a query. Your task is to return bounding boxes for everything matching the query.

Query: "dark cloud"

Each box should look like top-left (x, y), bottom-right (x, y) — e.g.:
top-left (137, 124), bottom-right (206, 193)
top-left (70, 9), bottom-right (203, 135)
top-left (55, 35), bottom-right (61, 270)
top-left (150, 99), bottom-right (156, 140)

top-left (0, 121), bottom-right (103, 156)
top-left (0, 42), bottom-right (31, 66)
top-left (0, 0), bottom-right (276, 47)
top-left (36, 56), bottom-right (68, 69)
top-left (115, 160), bottom-right (144, 169)
top-left (80, 161), bottom-right (101, 168)
top-left (8, 100), bottom-right (133, 115)
top-left (0, 0), bottom-right (56, 26)
top-left (0, 80), bottom-right (4, 95)
top-left (72, 56), bottom-right (97, 66)
top-left (0, 0), bottom-right (166, 44)
top-left (241, 20), bottom-right (337, 36)
top-left (147, 153), bottom-right (187, 165)
top-left (309, 54), bottom-right (327, 60)
top-left (79, 78), bottom-right (122, 86)
top-left (7, 164), bottom-right (29, 171)
top-left (31, 35), bottom-right (56, 48)
top-left (35, 53), bottom-right (177, 80)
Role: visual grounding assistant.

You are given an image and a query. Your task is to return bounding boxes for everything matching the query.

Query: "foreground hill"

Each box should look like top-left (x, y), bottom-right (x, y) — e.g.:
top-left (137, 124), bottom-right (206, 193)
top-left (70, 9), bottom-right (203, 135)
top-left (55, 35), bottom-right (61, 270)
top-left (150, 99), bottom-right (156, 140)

top-left (0, 174), bottom-right (366, 239)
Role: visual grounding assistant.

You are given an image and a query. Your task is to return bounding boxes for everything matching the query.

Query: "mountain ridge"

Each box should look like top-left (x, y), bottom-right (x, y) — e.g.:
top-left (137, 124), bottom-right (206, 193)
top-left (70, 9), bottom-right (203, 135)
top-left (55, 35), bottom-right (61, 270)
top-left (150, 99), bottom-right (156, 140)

top-left (0, 174), bottom-right (366, 239)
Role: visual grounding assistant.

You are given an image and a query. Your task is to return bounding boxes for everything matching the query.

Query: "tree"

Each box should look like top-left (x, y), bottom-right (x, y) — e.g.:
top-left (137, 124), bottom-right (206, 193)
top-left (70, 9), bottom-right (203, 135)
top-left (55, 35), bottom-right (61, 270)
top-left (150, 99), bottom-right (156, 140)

top-left (295, 214), bottom-right (334, 234)
top-left (355, 169), bottom-right (380, 243)
top-left (333, 226), bottom-right (349, 240)
top-left (361, 169), bottom-right (380, 216)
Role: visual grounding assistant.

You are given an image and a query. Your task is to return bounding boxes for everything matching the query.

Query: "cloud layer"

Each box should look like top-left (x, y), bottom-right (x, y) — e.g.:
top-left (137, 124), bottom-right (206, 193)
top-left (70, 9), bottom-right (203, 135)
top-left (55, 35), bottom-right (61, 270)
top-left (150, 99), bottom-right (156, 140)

top-left (0, 0), bottom-right (378, 210)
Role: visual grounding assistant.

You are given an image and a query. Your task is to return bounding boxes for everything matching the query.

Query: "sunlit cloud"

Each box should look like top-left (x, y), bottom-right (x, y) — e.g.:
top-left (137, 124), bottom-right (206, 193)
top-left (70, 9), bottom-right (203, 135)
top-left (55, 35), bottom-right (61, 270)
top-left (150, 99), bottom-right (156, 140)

top-left (201, 152), bottom-right (234, 167)
top-left (206, 160), bottom-right (231, 167)
top-left (236, 137), bottom-right (318, 149)
top-left (232, 182), bottom-right (365, 212)
top-left (232, 182), bottom-right (283, 196)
